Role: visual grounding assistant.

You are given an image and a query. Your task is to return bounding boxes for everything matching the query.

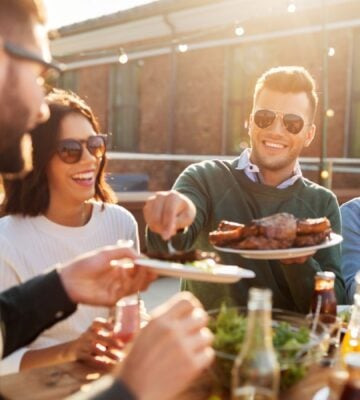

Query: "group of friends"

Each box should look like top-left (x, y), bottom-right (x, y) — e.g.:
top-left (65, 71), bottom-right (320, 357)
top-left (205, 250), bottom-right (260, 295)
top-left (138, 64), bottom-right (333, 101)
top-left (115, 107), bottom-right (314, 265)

top-left (0, 1), bottom-right (359, 399)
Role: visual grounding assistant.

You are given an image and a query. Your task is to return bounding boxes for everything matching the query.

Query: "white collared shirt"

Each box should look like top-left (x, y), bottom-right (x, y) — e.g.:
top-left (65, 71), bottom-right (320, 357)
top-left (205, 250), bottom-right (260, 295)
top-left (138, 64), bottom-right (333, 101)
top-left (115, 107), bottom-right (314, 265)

top-left (236, 148), bottom-right (302, 189)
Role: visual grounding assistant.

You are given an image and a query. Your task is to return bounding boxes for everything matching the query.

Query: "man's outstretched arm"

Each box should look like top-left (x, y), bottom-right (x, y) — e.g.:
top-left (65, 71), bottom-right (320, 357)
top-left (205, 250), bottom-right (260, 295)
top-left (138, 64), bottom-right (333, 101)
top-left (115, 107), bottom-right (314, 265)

top-left (1, 245), bottom-right (156, 358)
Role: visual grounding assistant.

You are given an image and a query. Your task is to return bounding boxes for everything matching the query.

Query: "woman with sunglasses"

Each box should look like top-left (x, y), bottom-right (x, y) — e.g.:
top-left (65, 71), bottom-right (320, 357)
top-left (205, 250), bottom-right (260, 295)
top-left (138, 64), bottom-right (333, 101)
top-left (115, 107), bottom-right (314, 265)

top-left (0, 89), bottom-right (140, 374)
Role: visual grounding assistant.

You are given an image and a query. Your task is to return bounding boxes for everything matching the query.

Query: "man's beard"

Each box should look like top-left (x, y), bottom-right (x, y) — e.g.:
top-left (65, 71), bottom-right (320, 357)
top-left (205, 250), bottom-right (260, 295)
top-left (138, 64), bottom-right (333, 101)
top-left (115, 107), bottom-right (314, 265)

top-left (0, 63), bottom-right (33, 178)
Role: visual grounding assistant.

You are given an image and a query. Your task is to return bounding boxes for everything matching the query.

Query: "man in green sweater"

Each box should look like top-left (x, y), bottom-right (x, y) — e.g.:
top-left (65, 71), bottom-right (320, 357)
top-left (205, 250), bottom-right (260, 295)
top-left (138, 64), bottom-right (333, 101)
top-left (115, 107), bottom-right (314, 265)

top-left (145, 65), bottom-right (346, 313)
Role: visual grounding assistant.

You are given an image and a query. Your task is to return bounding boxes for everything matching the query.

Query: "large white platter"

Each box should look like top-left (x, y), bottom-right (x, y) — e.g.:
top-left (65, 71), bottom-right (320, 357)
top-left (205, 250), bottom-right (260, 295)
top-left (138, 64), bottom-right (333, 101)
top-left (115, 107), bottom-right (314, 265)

top-left (213, 232), bottom-right (343, 260)
top-left (132, 258), bottom-right (255, 283)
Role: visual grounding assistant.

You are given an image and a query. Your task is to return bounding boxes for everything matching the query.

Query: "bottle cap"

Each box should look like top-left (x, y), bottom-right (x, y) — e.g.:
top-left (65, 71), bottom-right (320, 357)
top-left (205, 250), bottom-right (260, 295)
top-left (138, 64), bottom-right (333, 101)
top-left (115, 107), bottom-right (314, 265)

top-left (315, 271), bottom-right (335, 280)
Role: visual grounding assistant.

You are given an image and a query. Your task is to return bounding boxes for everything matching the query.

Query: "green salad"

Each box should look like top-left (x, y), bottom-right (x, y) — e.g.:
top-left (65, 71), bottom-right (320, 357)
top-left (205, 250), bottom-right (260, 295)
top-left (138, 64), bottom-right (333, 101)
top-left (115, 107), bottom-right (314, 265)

top-left (185, 258), bottom-right (217, 273)
top-left (209, 304), bottom-right (312, 391)
top-left (338, 307), bottom-right (352, 326)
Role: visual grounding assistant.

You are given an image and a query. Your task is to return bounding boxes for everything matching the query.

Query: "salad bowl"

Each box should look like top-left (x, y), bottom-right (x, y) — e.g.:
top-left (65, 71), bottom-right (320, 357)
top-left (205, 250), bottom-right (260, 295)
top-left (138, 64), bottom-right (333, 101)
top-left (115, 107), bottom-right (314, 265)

top-left (208, 306), bottom-right (330, 391)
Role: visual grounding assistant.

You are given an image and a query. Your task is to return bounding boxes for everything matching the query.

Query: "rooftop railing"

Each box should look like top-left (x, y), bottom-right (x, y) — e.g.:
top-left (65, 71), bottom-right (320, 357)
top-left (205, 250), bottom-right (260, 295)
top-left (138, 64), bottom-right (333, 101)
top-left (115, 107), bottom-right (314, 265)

top-left (108, 152), bottom-right (360, 174)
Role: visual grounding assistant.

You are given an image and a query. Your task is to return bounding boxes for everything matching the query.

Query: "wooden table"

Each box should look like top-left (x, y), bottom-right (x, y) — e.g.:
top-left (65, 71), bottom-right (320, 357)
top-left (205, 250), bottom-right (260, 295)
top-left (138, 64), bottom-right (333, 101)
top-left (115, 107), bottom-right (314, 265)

top-left (0, 362), bottom-right (106, 400)
top-left (177, 364), bottom-right (335, 400)
top-left (0, 361), bottom-right (340, 400)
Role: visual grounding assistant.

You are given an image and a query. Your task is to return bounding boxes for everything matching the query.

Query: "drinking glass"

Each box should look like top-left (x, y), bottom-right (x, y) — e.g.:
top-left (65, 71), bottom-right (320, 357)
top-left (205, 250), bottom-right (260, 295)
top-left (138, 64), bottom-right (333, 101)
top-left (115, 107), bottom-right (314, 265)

top-left (113, 294), bottom-right (140, 344)
top-left (307, 313), bottom-right (341, 364)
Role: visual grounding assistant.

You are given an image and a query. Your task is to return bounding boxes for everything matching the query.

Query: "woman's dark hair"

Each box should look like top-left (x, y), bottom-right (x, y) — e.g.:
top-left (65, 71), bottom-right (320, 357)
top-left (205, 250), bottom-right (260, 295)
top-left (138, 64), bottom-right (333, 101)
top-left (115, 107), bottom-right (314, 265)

top-left (3, 88), bottom-right (117, 216)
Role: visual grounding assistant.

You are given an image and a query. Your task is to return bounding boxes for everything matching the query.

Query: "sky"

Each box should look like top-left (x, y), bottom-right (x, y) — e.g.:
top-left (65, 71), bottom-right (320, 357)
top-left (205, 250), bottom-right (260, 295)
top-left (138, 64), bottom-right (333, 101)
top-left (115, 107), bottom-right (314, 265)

top-left (44, 0), bottom-right (157, 29)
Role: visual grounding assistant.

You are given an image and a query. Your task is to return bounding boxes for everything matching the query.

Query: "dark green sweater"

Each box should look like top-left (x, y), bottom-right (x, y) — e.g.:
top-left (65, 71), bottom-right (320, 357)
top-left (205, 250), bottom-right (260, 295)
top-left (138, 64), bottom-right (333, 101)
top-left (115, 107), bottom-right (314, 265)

top-left (147, 158), bottom-right (346, 313)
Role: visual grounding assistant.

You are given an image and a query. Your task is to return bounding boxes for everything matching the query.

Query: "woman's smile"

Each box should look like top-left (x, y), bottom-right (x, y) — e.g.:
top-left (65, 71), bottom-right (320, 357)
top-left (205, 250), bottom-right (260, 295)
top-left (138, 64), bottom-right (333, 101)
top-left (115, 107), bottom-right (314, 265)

top-left (71, 170), bottom-right (96, 188)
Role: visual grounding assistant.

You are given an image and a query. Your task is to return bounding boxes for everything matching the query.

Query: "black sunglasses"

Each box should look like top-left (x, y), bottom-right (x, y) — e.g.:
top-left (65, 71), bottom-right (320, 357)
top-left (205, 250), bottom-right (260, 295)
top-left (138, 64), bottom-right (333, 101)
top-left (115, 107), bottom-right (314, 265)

top-left (3, 40), bottom-right (64, 80)
top-left (56, 135), bottom-right (107, 164)
top-left (253, 109), bottom-right (306, 134)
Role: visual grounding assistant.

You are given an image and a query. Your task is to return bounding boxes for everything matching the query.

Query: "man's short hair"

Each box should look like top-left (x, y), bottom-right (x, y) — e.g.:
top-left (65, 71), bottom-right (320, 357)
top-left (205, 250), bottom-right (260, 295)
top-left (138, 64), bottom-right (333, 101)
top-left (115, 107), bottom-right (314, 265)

top-left (0, 0), bottom-right (46, 43)
top-left (253, 66), bottom-right (318, 122)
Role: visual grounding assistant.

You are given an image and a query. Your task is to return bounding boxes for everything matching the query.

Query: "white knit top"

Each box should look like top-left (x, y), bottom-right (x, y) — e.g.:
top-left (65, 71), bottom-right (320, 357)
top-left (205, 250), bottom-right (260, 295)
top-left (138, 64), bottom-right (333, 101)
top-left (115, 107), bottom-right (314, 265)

top-left (0, 201), bottom-right (139, 374)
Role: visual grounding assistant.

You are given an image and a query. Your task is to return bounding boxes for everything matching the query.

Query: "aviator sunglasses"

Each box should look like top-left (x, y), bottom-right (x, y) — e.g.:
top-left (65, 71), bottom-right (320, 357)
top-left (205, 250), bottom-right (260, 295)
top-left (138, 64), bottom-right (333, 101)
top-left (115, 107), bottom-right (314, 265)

top-left (253, 109), bottom-right (307, 134)
top-left (56, 135), bottom-right (107, 164)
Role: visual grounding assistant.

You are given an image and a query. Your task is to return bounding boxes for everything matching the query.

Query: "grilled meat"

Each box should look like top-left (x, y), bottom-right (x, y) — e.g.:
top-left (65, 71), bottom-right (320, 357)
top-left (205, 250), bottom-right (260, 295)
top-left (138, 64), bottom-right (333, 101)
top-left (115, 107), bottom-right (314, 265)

top-left (293, 229), bottom-right (331, 247)
top-left (250, 213), bottom-right (297, 240)
top-left (296, 217), bottom-right (331, 235)
top-left (218, 220), bottom-right (245, 231)
top-left (146, 249), bottom-right (220, 263)
top-left (209, 225), bottom-right (244, 246)
top-left (209, 213), bottom-right (331, 250)
top-left (232, 236), bottom-right (294, 250)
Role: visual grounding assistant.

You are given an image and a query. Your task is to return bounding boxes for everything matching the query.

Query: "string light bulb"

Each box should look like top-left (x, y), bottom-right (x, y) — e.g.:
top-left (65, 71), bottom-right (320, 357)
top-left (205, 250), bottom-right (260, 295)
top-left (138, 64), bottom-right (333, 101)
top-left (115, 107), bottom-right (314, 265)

top-left (118, 48), bottom-right (128, 64)
top-left (178, 43), bottom-right (188, 53)
top-left (321, 170), bottom-right (329, 180)
top-left (328, 47), bottom-right (335, 57)
top-left (326, 109), bottom-right (335, 118)
top-left (287, 1), bottom-right (296, 13)
top-left (234, 25), bottom-right (245, 37)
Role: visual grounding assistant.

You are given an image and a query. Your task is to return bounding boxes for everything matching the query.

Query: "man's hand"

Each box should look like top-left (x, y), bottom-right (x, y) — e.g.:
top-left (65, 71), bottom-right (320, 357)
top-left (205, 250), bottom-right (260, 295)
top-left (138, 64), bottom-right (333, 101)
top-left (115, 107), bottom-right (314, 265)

top-left (116, 292), bottom-right (214, 400)
top-left (58, 246), bottom-right (157, 306)
top-left (143, 190), bottom-right (196, 240)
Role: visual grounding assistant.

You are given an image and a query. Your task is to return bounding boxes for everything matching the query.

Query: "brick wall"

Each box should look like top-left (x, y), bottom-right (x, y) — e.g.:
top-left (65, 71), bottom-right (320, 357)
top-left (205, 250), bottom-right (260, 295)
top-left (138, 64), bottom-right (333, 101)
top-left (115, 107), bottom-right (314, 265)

top-left (77, 65), bottom-right (111, 132)
top-left (174, 47), bottom-right (225, 154)
top-left (139, 54), bottom-right (172, 153)
top-left (72, 24), bottom-right (358, 197)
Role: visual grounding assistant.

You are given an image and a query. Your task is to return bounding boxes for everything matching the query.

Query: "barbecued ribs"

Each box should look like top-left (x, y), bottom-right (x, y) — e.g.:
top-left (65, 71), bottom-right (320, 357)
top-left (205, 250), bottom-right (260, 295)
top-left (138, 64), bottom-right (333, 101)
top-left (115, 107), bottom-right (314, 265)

top-left (146, 249), bottom-right (220, 263)
top-left (294, 217), bottom-right (331, 246)
top-left (209, 213), bottom-right (331, 250)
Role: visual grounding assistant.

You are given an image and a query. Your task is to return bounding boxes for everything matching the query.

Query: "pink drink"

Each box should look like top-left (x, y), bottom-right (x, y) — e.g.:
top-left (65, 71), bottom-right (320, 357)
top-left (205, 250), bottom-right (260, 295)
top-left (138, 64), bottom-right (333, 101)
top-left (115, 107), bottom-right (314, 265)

top-left (113, 299), bottom-right (140, 344)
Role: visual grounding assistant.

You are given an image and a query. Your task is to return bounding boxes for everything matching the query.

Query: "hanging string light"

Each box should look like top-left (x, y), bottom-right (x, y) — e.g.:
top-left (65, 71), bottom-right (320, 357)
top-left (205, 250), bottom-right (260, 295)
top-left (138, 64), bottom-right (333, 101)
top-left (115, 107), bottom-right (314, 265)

top-left (287, 1), bottom-right (296, 13)
top-left (326, 108), bottom-right (335, 118)
top-left (234, 25), bottom-right (245, 37)
top-left (178, 43), bottom-right (188, 53)
top-left (118, 48), bottom-right (128, 64)
top-left (328, 47), bottom-right (335, 57)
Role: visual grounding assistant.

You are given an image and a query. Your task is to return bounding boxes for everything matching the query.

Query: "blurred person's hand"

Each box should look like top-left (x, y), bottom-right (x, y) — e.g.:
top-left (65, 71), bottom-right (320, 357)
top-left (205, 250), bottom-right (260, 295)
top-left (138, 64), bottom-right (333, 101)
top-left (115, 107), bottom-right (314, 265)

top-left (59, 245), bottom-right (157, 307)
top-left (66, 318), bottom-right (124, 369)
top-left (116, 292), bottom-right (214, 400)
top-left (143, 190), bottom-right (196, 240)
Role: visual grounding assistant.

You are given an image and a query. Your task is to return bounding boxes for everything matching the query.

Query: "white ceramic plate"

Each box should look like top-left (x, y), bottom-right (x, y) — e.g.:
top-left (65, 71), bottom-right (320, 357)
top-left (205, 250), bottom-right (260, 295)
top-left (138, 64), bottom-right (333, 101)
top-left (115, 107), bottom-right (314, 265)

top-left (131, 258), bottom-right (255, 283)
top-left (312, 386), bottom-right (329, 400)
top-left (213, 232), bottom-right (343, 260)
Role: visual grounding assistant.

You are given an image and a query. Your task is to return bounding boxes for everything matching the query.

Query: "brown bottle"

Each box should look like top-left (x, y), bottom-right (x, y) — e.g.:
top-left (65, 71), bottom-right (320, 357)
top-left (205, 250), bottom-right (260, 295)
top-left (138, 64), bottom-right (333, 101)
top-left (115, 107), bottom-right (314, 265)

top-left (339, 353), bottom-right (360, 400)
top-left (311, 271), bottom-right (337, 317)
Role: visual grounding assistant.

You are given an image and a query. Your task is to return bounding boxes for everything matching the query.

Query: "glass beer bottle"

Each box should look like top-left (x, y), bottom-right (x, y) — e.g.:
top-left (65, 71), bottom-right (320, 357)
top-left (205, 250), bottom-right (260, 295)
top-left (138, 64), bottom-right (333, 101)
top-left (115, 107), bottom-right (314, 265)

top-left (231, 288), bottom-right (279, 400)
top-left (311, 271), bottom-right (337, 316)
top-left (341, 293), bottom-right (360, 358)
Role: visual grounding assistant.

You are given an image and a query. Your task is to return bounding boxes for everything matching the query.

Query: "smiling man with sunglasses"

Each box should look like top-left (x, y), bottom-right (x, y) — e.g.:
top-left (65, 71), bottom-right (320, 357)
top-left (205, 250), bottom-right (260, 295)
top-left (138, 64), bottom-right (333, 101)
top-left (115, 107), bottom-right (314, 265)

top-left (145, 65), bottom-right (346, 314)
